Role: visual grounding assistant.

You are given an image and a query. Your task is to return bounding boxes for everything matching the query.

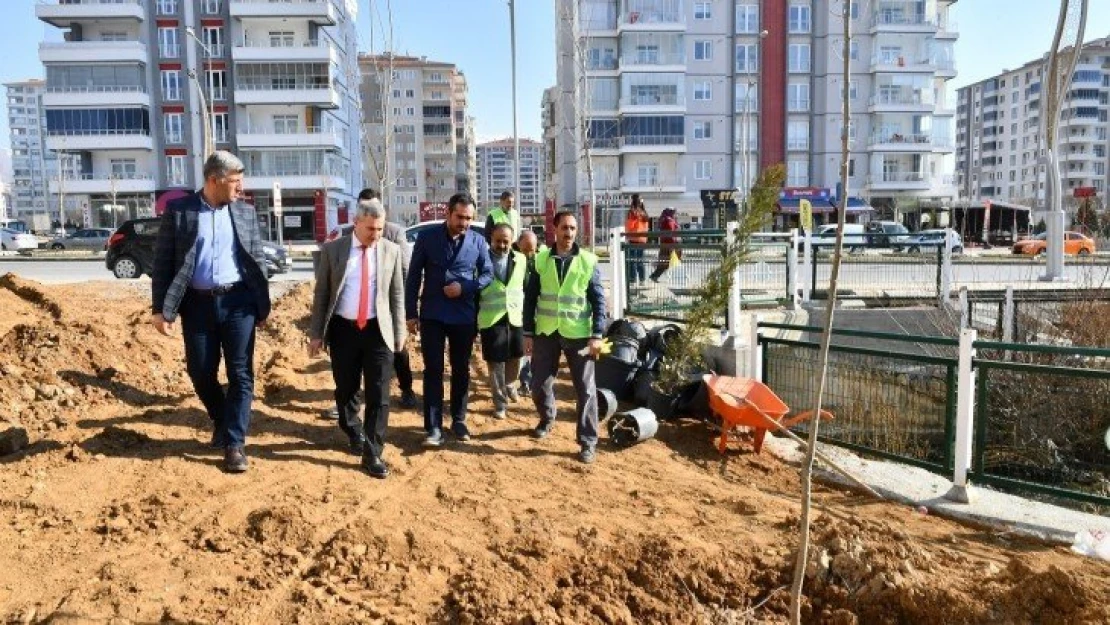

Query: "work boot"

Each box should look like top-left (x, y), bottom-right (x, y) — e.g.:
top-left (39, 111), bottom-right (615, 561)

top-left (533, 420), bottom-right (554, 440)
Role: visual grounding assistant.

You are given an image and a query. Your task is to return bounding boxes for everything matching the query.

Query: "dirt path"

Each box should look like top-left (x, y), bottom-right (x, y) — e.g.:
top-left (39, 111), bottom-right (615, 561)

top-left (1, 276), bottom-right (1108, 624)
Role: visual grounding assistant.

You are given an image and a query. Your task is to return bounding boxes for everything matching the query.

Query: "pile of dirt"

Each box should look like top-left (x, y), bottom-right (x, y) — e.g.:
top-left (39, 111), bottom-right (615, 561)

top-left (1, 277), bottom-right (1109, 624)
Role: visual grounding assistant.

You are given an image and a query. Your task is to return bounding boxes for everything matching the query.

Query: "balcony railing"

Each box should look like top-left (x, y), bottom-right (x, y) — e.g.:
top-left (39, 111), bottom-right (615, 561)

top-left (46, 85), bottom-right (146, 94)
top-left (72, 172), bottom-right (153, 181)
top-left (620, 175), bottom-right (685, 188)
top-left (238, 125), bottom-right (338, 136)
top-left (620, 9), bottom-right (684, 27)
top-left (620, 52), bottom-right (686, 67)
top-left (869, 132), bottom-right (932, 146)
top-left (871, 172), bottom-right (926, 183)
top-left (620, 135), bottom-right (684, 147)
top-left (872, 12), bottom-right (935, 27)
top-left (237, 38), bottom-right (329, 49)
top-left (869, 91), bottom-right (933, 106)
top-left (589, 98), bottom-right (619, 111)
top-left (620, 93), bottom-right (685, 107)
top-left (589, 137), bottom-right (620, 149)
top-left (38, 0), bottom-right (143, 5)
top-left (235, 79), bottom-right (332, 91)
top-left (47, 128), bottom-right (150, 137)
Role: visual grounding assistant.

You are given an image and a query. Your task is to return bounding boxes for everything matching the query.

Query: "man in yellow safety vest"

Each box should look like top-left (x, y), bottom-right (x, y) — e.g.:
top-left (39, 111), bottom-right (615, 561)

top-left (523, 211), bottom-right (607, 464)
top-left (477, 223), bottom-right (527, 419)
top-left (484, 190), bottom-right (521, 243)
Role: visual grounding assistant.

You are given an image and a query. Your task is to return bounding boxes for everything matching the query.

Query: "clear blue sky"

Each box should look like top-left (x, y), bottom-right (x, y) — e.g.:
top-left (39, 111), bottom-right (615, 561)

top-left (1, 0), bottom-right (1107, 149)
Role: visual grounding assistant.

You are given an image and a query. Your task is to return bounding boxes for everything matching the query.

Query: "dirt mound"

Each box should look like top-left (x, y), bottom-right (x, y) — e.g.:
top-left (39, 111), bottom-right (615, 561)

top-left (2, 279), bottom-right (1110, 624)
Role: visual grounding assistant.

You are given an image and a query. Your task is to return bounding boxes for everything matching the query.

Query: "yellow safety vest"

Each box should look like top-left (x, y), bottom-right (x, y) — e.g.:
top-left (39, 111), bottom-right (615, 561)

top-left (488, 207), bottom-right (521, 238)
top-left (534, 247), bottom-right (597, 339)
top-left (478, 251), bottom-right (526, 329)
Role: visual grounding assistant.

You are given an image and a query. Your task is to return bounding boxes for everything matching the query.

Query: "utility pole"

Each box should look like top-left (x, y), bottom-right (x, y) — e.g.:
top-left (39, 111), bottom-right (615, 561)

top-left (56, 153), bottom-right (66, 236)
top-left (508, 0), bottom-right (521, 227)
top-left (109, 173), bottom-right (119, 229)
top-left (186, 27), bottom-right (216, 158)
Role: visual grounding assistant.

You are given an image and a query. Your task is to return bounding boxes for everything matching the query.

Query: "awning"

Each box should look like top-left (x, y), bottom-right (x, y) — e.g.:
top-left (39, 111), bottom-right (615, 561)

top-left (776, 198), bottom-right (874, 214)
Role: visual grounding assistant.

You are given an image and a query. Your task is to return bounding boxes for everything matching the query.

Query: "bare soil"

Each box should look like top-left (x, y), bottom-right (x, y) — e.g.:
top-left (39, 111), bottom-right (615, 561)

top-left (1, 275), bottom-right (1109, 624)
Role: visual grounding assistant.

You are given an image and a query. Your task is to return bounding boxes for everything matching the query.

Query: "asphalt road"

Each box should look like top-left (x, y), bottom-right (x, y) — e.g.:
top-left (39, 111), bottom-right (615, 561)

top-left (0, 257), bottom-right (316, 285)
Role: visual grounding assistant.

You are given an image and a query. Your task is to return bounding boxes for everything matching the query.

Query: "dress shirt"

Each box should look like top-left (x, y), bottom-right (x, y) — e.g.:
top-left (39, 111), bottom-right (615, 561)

top-left (190, 194), bottom-right (243, 289)
top-left (335, 241), bottom-right (378, 321)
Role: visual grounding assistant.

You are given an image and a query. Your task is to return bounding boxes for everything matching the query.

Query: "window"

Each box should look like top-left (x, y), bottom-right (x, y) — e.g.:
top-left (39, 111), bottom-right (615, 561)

top-left (850, 0), bottom-right (859, 19)
top-left (405, 106), bottom-right (416, 116)
top-left (110, 159), bottom-right (137, 178)
top-left (206, 70), bottom-right (227, 101)
top-left (213, 112), bottom-right (229, 143)
top-left (269, 31), bottom-right (295, 47)
top-left (693, 120), bottom-right (712, 139)
top-left (850, 41), bottom-right (859, 60)
top-left (273, 114), bottom-right (300, 134)
top-left (100, 32), bottom-right (128, 42)
top-left (166, 155), bottom-right (187, 186)
top-left (736, 4), bottom-right (759, 33)
top-left (406, 89), bottom-right (416, 98)
top-left (788, 44), bottom-right (810, 72)
top-left (694, 40), bottom-right (713, 61)
top-left (841, 80), bottom-right (858, 100)
top-left (693, 81), bottom-right (712, 101)
top-left (160, 70), bottom-right (181, 101)
top-left (788, 4), bottom-right (811, 33)
top-left (158, 27), bottom-right (179, 58)
top-left (202, 26), bottom-right (224, 57)
top-left (163, 113), bottom-right (183, 143)
top-left (203, 0), bottom-right (221, 14)
top-left (636, 163), bottom-right (659, 186)
top-left (694, 2), bottom-right (712, 19)
top-left (734, 83), bottom-right (758, 112)
top-left (787, 159), bottom-right (808, 186)
top-left (736, 44), bottom-right (758, 72)
top-left (787, 83), bottom-right (810, 111)
top-left (787, 120), bottom-right (809, 149)
top-left (695, 159), bottom-right (712, 180)
top-left (156, 0), bottom-right (177, 15)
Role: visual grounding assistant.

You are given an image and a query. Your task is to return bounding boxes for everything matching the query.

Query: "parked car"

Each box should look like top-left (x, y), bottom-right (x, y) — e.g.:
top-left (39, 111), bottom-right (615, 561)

top-left (48, 227), bottom-right (115, 251)
top-left (864, 220), bottom-right (911, 247)
top-left (894, 228), bottom-right (964, 254)
top-left (0, 228), bottom-right (39, 253)
top-left (105, 218), bottom-right (292, 280)
top-left (1011, 231), bottom-right (1096, 256)
top-left (809, 223), bottom-right (868, 252)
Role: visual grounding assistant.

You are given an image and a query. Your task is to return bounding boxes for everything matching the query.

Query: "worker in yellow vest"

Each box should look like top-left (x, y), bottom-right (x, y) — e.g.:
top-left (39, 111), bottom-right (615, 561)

top-left (523, 211), bottom-right (607, 464)
top-left (478, 223), bottom-right (527, 420)
top-left (484, 190), bottom-right (521, 243)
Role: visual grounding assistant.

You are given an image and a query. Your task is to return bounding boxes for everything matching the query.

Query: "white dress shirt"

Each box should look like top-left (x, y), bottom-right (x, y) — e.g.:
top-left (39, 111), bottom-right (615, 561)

top-left (335, 240), bottom-right (377, 321)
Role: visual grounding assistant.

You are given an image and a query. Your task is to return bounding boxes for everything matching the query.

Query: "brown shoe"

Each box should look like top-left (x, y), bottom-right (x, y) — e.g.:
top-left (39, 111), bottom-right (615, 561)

top-left (223, 446), bottom-right (248, 473)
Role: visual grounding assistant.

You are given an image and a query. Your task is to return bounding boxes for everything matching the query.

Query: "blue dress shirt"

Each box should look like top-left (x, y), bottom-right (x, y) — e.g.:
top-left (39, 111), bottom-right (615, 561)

top-left (190, 195), bottom-right (243, 289)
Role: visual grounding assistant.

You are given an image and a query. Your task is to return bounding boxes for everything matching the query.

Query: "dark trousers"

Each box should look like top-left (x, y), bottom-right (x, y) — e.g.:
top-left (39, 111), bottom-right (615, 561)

top-left (328, 317), bottom-right (394, 458)
top-left (394, 348), bottom-right (414, 393)
top-left (420, 318), bottom-right (477, 433)
top-left (626, 247), bottom-right (646, 284)
top-left (529, 333), bottom-right (599, 447)
top-left (180, 286), bottom-right (258, 448)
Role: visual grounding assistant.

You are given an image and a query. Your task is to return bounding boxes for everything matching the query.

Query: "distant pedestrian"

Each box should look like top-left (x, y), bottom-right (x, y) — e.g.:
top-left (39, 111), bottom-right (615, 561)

top-left (484, 190), bottom-right (521, 243)
top-left (524, 211), bottom-right (607, 464)
top-left (478, 223), bottom-right (526, 419)
top-left (624, 195), bottom-right (649, 286)
top-left (150, 151), bottom-right (271, 474)
top-left (649, 207), bottom-right (680, 283)
top-left (308, 199), bottom-right (406, 479)
top-left (406, 192), bottom-right (493, 446)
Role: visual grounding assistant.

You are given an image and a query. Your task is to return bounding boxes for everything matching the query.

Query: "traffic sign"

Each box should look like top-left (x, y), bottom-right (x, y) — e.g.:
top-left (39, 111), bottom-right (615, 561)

top-left (272, 181), bottom-right (283, 217)
top-left (799, 199), bottom-right (813, 233)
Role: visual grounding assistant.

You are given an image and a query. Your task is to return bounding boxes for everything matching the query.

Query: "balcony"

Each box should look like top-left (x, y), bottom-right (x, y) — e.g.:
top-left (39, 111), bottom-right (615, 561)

top-left (229, 0), bottom-right (337, 25)
top-left (619, 135), bottom-right (685, 153)
top-left (867, 171), bottom-right (929, 191)
top-left (618, 52), bottom-right (686, 72)
top-left (48, 172), bottom-right (156, 195)
top-left (935, 58), bottom-right (957, 79)
top-left (620, 175), bottom-right (686, 193)
top-left (39, 40), bottom-right (148, 65)
top-left (936, 18), bottom-right (958, 39)
top-left (236, 126), bottom-right (343, 149)
top-left (870, 11), bottom-right (937, 33)
top-left (232, 39), bottom-right (337, 63)
top-left (619, 93), bottom-right (685, 114)
top-left (867, 132), bottom-right (937, 151)
top-left (36, 0), bottom-right (144, 27)
top-left (868, 90), bottom-right (934, 112)
top-left (45, 129), bottom-right (153, 152)
top-left (618, 9), bottom-right (685, 32)
top-left (588, 136), bottom-right (620, 154)
top-left (234, 81), bottom-right (339, 108)
top-left (43, 86), bottom-right (151, 108)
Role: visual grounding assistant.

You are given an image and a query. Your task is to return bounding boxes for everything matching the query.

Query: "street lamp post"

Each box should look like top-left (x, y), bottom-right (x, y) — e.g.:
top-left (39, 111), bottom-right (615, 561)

top-left (185, 27), bottom-right (216, 158)
top-left (739, 30), bottom-right (769, 211)
top-left (508, 0), bottom-right (522, 234)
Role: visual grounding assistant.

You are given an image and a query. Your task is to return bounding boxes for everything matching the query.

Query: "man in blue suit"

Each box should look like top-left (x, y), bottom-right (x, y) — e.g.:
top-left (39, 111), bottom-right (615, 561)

top-left (150, 151), bottom-right (270, 474)
top-left (406, 192), bottom-right (492, 446)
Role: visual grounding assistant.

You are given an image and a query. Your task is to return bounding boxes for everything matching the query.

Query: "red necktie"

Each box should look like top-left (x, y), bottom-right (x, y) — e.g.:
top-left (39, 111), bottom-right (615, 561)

top-left (356, 245), bottom-right (369, 330)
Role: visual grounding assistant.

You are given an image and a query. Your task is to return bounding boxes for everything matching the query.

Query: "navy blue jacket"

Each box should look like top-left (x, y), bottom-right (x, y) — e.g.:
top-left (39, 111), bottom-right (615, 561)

top-left (406, 224), bottom-right (493, 325)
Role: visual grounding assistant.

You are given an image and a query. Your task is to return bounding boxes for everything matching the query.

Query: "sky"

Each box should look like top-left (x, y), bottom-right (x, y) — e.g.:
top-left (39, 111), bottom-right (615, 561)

top-left (0, 0), bottom-right (1108, 150)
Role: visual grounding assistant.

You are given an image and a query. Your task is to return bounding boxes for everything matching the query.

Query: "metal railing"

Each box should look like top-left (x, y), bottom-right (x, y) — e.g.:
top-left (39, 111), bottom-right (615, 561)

top-left (72, 172), bottom-right (153, 181)
top-left (37, 0), bottom-right (143, 5)
top-left (869, 91), bottom-right (934, 106)
top-left (619, 135), bottom-right (684, 147)
top-left (620, 52), bottom-right (686, 67)
top-left (806, 234), bottom-right (943, 299)
top-left (46, 85), bottom-right (146, 93)
top-left (46, 128), bottom-right (150, 136)
top-left (620, 93), bottom-right (685, 107)
top-left (619, 175), bottom-right (685, 189)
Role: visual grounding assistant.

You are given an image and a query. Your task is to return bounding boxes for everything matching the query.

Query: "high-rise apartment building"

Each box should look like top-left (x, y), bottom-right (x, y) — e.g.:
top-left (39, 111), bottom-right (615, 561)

top-left (360, 54), bottom-right (476, 225)
top-left (5, 79), bottom-right (83, 224)
top-left (475, 138), bottom-right (545, 216)
top-left (956, 36), bottom-right (1110, 215)
top-left (36, 0), bottom-right (363, 240)
top-left (551, 0), bottom-right (958, 229)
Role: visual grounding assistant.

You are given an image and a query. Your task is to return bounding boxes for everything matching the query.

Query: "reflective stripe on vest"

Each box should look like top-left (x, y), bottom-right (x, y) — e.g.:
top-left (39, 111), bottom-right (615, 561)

top-left (478, 251), bottom-right (526, 329)
top-left (534, 248), bottom-right (598, 339)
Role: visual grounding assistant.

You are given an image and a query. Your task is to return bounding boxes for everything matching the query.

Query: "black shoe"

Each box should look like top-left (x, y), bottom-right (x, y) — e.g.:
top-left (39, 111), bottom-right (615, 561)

top-left (578, 445), bottom-right (596, 465)
top-left (347, 433), bottom-right (366, 455)
top-left (399, 390), bottom-right (418, 409)
top-left (223, 446), bottom-right (248, 473)
top-left (451, 421), bottom-right (471, 442)
top-left (210, 425), bottom-right (227, 449)
top-left (533, 420), bottom-right (553, 439)
top-left (320, 407), bottom-right (339, 420)
top-left (422, 429), bottom-right (444, 447)
top-left (362, 456), bottom-right (390, 479)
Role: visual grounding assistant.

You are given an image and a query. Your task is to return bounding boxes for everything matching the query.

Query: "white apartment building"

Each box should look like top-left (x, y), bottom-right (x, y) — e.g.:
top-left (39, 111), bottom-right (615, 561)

top-left (4, 79), bottom-right (83, 225)
top-left (360, 54), bottom-right (477, 225)
top-left (550, 0), bottom-right (958, 229)
top-left (475, 138), bottom-right (545, 216)
top-left (36, 0), bottom-right (363, 241)
top-left (956, 36), bottom-right (1110, 215)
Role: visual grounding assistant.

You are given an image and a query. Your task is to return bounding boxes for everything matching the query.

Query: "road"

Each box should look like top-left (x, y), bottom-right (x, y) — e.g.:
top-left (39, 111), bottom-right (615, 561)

top-left (0, 258), bottom-right (315, 285)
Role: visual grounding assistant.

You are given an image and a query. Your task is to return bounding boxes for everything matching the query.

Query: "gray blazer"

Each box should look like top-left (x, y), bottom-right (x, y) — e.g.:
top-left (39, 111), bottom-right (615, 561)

top-left (151, 192), bottom-right (270, 322)
top-left (309, 234), bottom-right (406, 350)
top-left (384, 221), bottom-right (409, 277)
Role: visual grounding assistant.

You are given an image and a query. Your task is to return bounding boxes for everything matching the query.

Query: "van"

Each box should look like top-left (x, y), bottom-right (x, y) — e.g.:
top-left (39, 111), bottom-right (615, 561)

top-left (0, 218), bottom-right (28, 234)
top-left (814, 223), bottom-right (867, 248)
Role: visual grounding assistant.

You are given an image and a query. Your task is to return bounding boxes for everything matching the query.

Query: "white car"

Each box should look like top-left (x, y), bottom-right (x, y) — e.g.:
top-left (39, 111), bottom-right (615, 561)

top-left (0, 228), bottom-right (39, 253)
top-left (894, 229), bottom-right (964, 254)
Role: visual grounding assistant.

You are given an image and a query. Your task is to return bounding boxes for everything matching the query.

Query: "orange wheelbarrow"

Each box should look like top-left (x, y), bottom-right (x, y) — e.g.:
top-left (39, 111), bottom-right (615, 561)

top-left (704, 374), bottom-right (833, 454)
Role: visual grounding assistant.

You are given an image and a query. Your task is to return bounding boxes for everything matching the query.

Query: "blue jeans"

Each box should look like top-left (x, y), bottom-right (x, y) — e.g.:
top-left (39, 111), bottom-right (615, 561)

top-left (419, 319), bottom-right (477, 433)
top-left (180, 286), bottom-right (258, 448)
top-left (626, 247), bottom-right (646, 285)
